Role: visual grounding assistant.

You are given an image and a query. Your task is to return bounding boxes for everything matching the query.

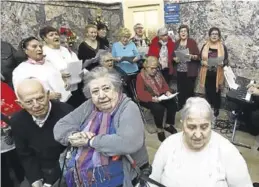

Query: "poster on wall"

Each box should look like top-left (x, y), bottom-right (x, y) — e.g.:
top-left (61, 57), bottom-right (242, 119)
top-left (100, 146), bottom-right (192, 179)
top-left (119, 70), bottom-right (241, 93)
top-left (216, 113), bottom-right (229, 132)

top-left (164, 2), bottom-right (180, 24)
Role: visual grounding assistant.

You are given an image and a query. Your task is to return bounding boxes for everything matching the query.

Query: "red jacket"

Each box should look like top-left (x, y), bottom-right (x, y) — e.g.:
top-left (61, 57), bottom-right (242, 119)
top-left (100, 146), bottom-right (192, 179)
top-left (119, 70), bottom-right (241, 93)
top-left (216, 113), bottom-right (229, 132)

top-left (148, 36), bottom-right (175, 75)
top-left (1, 81), bottom-right (21, 117)
top-left (136, 73), bottom-right (170, 102)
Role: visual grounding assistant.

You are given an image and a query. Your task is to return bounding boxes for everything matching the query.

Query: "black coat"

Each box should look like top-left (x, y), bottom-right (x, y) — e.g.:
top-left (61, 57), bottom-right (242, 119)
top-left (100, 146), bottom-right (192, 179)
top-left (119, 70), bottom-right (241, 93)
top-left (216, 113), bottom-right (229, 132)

top-left (1, 41), bottom-right (18, 88)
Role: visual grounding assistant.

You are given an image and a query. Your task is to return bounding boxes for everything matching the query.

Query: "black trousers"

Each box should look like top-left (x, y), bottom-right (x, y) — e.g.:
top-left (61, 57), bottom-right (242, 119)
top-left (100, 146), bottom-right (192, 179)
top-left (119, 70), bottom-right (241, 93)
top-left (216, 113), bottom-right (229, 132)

top-left (205, 71), bottom-right (221, 109)
top-left (161, 68), bottom-right (170, 84)
top-left (1, 149), bottom-right (25, 187)
top-left (140, 99), bottom-right (177, 129)
top-left (177, 72), bottom-right (196, 108)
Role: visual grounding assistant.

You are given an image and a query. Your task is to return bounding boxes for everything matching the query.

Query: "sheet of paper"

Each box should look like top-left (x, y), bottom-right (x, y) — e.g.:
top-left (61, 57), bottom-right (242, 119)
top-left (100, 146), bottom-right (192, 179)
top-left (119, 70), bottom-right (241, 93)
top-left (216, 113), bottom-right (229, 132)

top-left (207, 57), bottom-right (224, 67)
top-left (67, 60), bottom-right (82, 85)
top-left (158, 92), bottom-right (179, 101)
top-left (223, 66), bottom-right (239, 90)
top-left (175, 48), bottom-right (190, 62)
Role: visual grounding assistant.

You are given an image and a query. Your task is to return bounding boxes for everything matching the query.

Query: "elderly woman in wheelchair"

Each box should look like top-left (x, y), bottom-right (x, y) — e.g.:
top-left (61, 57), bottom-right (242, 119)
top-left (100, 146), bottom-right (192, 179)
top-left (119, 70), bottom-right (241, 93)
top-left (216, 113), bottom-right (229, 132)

top-left (136, 56), bottom-right (178, 142)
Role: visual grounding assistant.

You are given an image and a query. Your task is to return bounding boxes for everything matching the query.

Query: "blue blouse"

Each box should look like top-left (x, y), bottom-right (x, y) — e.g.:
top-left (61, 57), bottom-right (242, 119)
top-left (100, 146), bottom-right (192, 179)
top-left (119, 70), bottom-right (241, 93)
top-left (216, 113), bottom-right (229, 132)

top-left (112, 41), bottom-right (139, 74)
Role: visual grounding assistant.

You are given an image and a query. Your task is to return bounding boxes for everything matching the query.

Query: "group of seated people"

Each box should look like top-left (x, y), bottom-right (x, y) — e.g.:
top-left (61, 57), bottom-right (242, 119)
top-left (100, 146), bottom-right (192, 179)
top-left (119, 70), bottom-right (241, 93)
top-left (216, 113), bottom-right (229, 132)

top-left (1, 22), bottom-right (259, 187)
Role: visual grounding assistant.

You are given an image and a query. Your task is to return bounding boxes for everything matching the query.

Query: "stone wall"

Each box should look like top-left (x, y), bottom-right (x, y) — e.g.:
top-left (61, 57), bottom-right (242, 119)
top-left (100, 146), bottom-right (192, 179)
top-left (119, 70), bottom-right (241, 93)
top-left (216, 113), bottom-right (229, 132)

top-left (166, 0), bottom-right (259, 80)
top-left (1, 0), bottom-right (123, 50)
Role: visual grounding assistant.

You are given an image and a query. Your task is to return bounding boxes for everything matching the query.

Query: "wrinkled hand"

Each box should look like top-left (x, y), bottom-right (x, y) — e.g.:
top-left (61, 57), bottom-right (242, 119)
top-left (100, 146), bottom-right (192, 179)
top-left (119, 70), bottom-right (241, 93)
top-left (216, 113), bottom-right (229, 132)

top-left (68, 132), bottom-right (95, 147)
top-left (133, 57), bottom-right (138, 63)
top-left (165, 91), bottom-right (172, 96)
top-left (248, 87), bottom-right (259, 96)
top-left (115, 57), bottom-right (122, 62)
top-left (64, 82), bottom-right (71, 91)
top-left (32, 180), bottom-right (43, 187)
top-left (190, 54), bottom-right (198, 60)
top-left (201, 61), bottom-right (208, 66)
top-left (49, 92), bottom-right (62, 100)
top-left (152, 96), bottom-right (159, 103)
top-left (61, 72), bottom-right (71, 79)
top-left (173, 57), bottom-right (180, 63)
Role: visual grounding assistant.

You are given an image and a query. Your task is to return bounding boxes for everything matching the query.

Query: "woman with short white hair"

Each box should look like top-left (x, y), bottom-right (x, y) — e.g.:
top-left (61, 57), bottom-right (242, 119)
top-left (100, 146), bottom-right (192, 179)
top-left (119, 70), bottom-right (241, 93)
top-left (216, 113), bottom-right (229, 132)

top-left (54, 67), bottom-right (149, 187)
top-left (149, 97), bottom-right (253, 187)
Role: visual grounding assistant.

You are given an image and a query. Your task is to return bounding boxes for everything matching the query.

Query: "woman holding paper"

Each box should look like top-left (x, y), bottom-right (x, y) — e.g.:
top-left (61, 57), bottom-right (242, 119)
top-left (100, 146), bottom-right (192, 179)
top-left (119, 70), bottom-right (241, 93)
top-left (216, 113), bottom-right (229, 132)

top-left (136, 56), bottom-right (178, 142)
top-left (199, 27), bottom-right (229, 117)
top-left (12, 36), bottom-right (71, 102)
top-left (172, 25), bottom-right (200, 109)
top-left (112, 27), bottom-right (140, 75)
top-left (78, 24), bottom-right (106, 71)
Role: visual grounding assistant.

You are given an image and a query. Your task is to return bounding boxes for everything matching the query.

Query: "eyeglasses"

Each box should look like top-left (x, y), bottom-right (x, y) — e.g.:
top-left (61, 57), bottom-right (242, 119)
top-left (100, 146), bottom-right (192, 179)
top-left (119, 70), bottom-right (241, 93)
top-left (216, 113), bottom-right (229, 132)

top-left (210, 33), bottom-right (219, 36)
top-left (105, 59), bottom-right (114, 63)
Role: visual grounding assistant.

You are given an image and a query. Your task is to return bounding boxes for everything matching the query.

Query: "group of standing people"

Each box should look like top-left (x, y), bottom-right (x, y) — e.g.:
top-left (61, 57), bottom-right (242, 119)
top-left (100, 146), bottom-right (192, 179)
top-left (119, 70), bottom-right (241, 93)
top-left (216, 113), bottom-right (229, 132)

top-left (1, 21), bottom-right (258, 187)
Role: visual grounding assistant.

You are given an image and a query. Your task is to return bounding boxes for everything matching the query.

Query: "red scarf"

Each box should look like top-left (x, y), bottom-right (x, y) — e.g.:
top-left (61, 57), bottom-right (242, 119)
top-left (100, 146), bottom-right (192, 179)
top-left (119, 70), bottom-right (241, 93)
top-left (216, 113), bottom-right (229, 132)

top-left (140, 69), bottom-right (164, 96)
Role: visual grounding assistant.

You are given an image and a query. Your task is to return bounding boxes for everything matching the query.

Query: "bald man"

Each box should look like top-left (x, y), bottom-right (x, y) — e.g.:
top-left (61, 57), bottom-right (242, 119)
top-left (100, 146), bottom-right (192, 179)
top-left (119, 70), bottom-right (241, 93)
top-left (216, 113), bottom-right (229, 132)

top-left (10, 78), bottom-right (74, 187)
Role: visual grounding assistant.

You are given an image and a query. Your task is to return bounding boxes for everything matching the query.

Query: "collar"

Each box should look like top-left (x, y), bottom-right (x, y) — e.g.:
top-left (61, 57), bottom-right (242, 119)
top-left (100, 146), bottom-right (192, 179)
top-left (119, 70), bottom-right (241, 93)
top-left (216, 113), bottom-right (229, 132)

top-left (27, 58), bottom-right (45, 65)
top-left (32, 102), bottom-right (52, 128)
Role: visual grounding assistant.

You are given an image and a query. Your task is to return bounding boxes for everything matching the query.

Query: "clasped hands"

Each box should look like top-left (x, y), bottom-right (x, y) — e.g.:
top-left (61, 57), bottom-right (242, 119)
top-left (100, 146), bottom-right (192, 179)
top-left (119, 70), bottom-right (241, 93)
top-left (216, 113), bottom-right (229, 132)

top-left (247, 82), bottom-right (259, 96)
top-left (152, 91), bottom-right (172, 103)
top-left (68, 132), bottom-right (96, 147)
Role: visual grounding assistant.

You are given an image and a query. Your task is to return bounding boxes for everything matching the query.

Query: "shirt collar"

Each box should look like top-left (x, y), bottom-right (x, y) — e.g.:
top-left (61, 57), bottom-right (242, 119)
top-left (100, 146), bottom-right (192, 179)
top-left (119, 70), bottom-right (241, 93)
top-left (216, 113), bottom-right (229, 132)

top-left (32, 102), bottom-right (52, 128)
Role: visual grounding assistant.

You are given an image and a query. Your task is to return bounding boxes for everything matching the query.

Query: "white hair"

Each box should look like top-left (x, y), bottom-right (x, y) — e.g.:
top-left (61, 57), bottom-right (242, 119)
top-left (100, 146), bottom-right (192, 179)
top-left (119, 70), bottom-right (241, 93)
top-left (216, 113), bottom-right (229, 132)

top-left (99, 51), bottom-right (113, 66)
top-left (83, 67), bottom-right (122, 98)
top-left (157, 27), bottom-right (168, 36)
top-left (181, 97), bottom-right (214, 121)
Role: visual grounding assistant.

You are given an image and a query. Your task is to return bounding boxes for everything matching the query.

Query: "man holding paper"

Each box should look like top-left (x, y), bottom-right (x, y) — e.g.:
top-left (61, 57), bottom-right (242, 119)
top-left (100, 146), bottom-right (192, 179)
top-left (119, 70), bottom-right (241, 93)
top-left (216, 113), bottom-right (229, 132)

top-left (136, 56), bottom-right (178, 142)
top-left (172, 25), bottom-right (200, 109)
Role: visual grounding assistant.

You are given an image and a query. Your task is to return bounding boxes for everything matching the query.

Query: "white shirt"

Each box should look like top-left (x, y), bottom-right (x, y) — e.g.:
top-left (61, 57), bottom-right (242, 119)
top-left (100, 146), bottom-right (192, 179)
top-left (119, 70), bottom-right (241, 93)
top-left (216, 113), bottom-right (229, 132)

top-left (12, 61), bottom-right (71, 102)
top-left (43, 46), bottom-right (80, 91)
top-left (149, 131), bottom-right (253, 187)
top-left (32, 102), bottom-right (52, 128)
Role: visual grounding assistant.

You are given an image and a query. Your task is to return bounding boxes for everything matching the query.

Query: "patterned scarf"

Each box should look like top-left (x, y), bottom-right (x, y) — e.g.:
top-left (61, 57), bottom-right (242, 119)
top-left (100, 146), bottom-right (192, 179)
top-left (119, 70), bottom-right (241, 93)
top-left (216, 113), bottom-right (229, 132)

top-left (140, 69), bottom-right (164, 96)
top-left (27, 58), bottom-right (45, 65)
top-left (158, 40), bottom-right (168, 69)
top-left (199, 40), bottom-right (225, 92)
top-left (66, 94), bottom-right (124, 187)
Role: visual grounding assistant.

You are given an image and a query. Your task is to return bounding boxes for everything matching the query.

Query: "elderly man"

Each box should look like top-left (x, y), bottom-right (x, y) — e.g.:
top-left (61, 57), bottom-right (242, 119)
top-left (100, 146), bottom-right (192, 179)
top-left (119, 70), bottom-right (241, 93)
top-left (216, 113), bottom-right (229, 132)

top-left (10, 78), bottom-right (73, 187)
top-left (131, 23), bottom-right (150, 57)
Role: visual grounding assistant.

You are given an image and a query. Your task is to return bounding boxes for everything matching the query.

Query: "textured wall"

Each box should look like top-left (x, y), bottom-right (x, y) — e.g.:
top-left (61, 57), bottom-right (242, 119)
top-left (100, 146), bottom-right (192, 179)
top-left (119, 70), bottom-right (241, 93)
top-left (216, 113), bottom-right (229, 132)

top-left (1, 0), bottom-right (123, 50)
top-left (167, 0), bottom-right (259, 80)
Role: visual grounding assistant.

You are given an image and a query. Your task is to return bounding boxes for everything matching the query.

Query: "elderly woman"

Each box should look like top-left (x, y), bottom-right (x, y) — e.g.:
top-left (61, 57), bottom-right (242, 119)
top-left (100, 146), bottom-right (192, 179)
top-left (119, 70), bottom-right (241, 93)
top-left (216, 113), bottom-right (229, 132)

top-left (148, 27), bottom-right (175, 83)
top-left (99, 51), bottom-right (114, 70)
top-left (40, 26), bottom-right (86, 108)
top-left (199, 27), bottom-right (229, 117)
top-left (12, 36), bottom-right (71, 102)
top-left (54, 67), bottom-right (149, 187)
top-left (136, 56), bottom-right (177, 142)
top-left (172, 25), bottom-right (200, 109)
top-left (112, 27), bottom-right (140, 75)
top-left (149, 97), bottom-right (253, 187)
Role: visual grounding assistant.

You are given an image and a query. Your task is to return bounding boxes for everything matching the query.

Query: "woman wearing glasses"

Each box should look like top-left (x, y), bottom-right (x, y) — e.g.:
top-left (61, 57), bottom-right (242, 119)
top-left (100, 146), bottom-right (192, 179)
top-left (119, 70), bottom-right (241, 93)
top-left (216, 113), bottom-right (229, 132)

top-left (199, 27), bottom-right (229, 117)
top-left (136, 56), bottom-right (178, 142)
top-left (172, 25), bottom-right (200, 110)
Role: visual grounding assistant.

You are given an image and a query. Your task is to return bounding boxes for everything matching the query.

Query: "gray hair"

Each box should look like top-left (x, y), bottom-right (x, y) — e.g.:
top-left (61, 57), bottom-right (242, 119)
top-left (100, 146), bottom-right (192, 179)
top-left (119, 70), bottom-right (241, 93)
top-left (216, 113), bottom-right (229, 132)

top-left (181, 97), bottom-right (214, 121)
top-left (99, 51), bottom-right (113, 66)
top-left (157, 27), bottom-right (168, 36)
top-left (83, 67), bottom-right (122, 98)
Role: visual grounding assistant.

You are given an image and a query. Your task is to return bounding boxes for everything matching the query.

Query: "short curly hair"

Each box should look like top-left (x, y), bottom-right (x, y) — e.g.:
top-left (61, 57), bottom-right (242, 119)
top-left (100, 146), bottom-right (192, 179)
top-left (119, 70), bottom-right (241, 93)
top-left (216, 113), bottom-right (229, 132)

top-left (117, 27), bottom-right (132, 39)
